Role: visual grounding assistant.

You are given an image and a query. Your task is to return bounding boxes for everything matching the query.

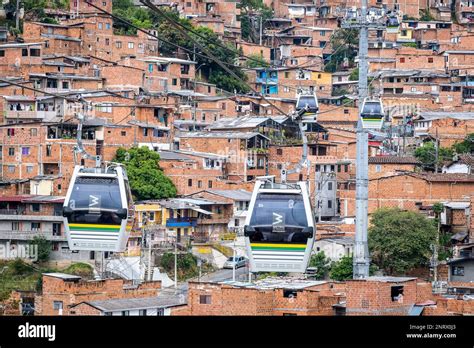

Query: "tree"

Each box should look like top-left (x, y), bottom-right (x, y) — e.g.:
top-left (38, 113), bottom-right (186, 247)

top-left (114, 146), bottom-right (177, 200)
top-left (31, 236), bottom-right (51, 263)
top-left (324, 28), bottom-right (359, 73)
top-left (238, 0), bottom-right (273, 42)
top-left (368, 208), bottom-right (436, 275)
top-left (329, 255), bottom-right (353, 281)
top-left (308, 251), bottom-right (331, 280)
top-left (329, 256), bottom-right (378, 281)
top-left (452, 133), bottom-right (474, 154)
top-left (414, 141), bottom-right (453, 171)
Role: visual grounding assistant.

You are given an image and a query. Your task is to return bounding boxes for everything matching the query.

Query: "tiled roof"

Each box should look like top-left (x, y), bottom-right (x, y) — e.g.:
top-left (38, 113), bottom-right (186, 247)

top-left (368, 156), bottom-right (420, 164)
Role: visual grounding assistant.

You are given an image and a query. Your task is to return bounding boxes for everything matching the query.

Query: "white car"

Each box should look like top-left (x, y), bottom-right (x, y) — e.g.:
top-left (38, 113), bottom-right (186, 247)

top-left (223, 256), bottom-right (247, 269)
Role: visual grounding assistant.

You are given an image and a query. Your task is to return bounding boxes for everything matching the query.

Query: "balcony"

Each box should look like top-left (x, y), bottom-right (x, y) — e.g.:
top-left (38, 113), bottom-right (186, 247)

top-left (0, 231), bottom-right (67, 241)
top-left (3, 110), bottom-right (57, 119)
top-left (166, 217), bottom-right (198, 227)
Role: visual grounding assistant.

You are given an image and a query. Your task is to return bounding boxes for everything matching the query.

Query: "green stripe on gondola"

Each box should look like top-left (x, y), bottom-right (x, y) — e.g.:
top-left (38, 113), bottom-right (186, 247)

top-left (251, 245), bottom-right (307, 251)
top-left (69, 225), bottom-right (121, 232)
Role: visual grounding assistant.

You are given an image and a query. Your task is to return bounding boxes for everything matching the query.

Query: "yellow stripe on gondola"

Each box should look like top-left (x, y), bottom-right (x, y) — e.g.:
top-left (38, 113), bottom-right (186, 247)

top-left (250, 243), bottom-right (307, 248)
top-left (69, 223), bottom-right (121, 229)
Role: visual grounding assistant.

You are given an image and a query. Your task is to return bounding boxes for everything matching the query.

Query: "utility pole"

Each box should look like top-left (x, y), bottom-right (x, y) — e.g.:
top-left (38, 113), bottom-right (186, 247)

top-left (174, 237), bottom-right (178, 289)
top-left (15, 0), bottom-right (20, 31)
top-left (434, 128), bottom-right (439, 173)
top-left (259, 14), bottom-right (263, 46)
top-left (147, 229), bottom-right (152, 281)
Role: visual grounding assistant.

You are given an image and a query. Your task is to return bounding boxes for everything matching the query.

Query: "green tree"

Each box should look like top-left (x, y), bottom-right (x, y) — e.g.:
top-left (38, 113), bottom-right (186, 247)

top-left (114, 146), bottom-right (177, 200)
top-left (308, 251), bottom-right (331, 280)
top-left (329, 256), bottom-right (378, 281)
top-left (324, 28), bottom-right (359, 73)
top-left (368, 208), bottom-right (436, 275)
top-left (414, 141), bottom-right (453, 171)
top-left (329, 255), bottom-right (353, 281)
top-left (452, 133), bottom-right (474, 154)
top-left (31, 236), bottom-right (52, 263)
top-left (160, 252), bottom-right (198, 281)
top-left (238, 0), bottom-right (273, 41)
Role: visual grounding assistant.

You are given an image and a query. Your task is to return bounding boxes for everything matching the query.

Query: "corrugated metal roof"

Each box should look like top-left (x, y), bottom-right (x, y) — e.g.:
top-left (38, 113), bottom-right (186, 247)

top-left (86, 295), bottom-right (186, 312)
top-left (206, 189), bottom-right (252, 201)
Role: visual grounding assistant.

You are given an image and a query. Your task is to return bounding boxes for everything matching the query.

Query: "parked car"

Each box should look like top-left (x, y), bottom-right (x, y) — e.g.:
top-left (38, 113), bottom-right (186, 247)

top-left (223, 256), bottom-right (247, 269)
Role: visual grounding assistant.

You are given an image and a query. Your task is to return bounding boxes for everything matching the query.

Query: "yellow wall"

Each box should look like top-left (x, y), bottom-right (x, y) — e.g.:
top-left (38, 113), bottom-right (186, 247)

top-left (398, 29), bottom-right (413, 40)
top-left (311, 71), bottom-right (332, 84)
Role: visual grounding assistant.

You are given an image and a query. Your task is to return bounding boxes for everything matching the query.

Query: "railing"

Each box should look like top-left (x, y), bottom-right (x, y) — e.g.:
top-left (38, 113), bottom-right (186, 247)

top-left (166, 217), bottom-right (198, 227)
top-left (4, 110), bottom-right (57, 119)
top-left (0, 209), bottom-right (25, 215)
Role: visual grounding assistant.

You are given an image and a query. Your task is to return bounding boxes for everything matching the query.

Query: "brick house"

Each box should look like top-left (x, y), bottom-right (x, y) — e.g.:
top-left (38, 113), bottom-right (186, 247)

top-left (35, 273), bottom-right (161, 315)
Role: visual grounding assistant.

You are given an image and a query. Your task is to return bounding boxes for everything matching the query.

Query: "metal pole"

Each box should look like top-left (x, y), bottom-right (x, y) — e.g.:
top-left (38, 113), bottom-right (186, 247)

top-left (353, 0), bottom-right (371, 279)
top-left (174, 238), bottom-right (178, 289)
top-left (147, 230), bottom-right (152, 281)
top-left (232, 240), bottom-right (236, 282)
top-left (434, 129), bottom-right (439, 173)
top-left (259, 15), bottom-right (263, 46)
top-left (15, 0), bottom-right (20, 31)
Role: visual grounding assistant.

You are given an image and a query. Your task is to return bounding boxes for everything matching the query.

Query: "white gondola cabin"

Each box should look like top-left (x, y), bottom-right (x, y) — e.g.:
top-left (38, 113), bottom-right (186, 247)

top-left (244, 180), bottom-right (315, 273)
top-left (296, 92), bottom-right (319, 115)
top-left (62, 165), bottom-right (134, 252)
top-left (360, 97), bottom-right (385, 130)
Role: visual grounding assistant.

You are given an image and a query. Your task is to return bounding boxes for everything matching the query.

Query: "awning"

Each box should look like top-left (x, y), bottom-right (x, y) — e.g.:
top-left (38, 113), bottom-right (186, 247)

top-left (451, 231), bottom-right (468, 242)
top-left (408, 305), bottom-right (424, 316)
top-left (191, 207), bottom-right (213, 215)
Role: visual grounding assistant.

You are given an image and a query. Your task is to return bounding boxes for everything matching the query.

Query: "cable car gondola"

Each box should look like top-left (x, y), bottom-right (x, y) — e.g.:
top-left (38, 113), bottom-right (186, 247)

top-left (360, 97), bottom-right (385, 130)
top-left (244, 180), bottom-right (315, 273)
top-left (296, 91), bottom-right (319, 115)
top-left (62, 165), bottom-right (133, 252)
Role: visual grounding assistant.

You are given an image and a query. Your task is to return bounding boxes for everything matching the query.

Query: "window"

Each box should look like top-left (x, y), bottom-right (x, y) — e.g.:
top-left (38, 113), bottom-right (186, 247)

top-left (116, 41), bottom-right (122, 49)
top-left (283, 290), bottom-right (298, 298)
top-left (181, 64), bottom-right (190, 74)
top-left (128, 42), bottom-right (134, 49)
top-left (46, 145), bottom-right (52, 157)
top-left (0, 50), bottom-right (5, 57)
top-left (328, 200), bottom-right (332, 209)
top-left (26, 165), bottom-right (33, 174)
top-left (122, 311), bottom-right (130, 316)
top-left (400, 57), bottom-right (405, 63)
top-left (53, 223), bottom-right (61, 236)
top-left (344, 109), bottom-right (349, 114)
top-left (284, 72), bottom-right (290, 78)
top-left (31, 222), bottom-right (41, 231)
top-left (188, 179), bottom-right (192, 187)
top-left (8, 147), bottom-right (15, 156)
top-left (8, 166), bottom-right (15, 173)
top-left (320, 30), bottom-right (326, 36)
top-left (105, 38), bottom-right (110, 46)
top-left (121, 131), bottom-right (126, 136)
top-left (53, 301), bottom-right (63, 310)
top-left (98, 23), bottom-right (103, 29)
top-left (375, 164), bottom-right (382, 173)
top-left (391, 286), bottom-right (404, 301)
top-left (452, 266), bottom-right (464, 276)
top-left (315, 164), bottom-right (320, 172)
top-left (139, 309), bottom-right (147, 316)
top-left (428, 57), bottom-right (434, 63)
top-left (30, 48), bottom-right (40, 57)
top-left (12, 222), bottom-right (19, 231)
top-left (199, 295), bottom-right (211, 304)
top-left (172, 78), bottom-right (177, 86)
top-left (106, 23), bottom-right (111, 29)
top-left (103, 1), bottom-right (106, 5)
top-left (7, 128), bottom-right (14, 137)
top-left (327, 182), bottom-right (333, 191)
top-left (22, 48), bottom-right (28, 57)
top-left (208, 180), bottom-right (212, 188)
top-left (30, 128), bottom-right (37, 137)
top-left (149, 212), bottom-right (155, 222)
top-left (31, 203), bottom-right (40, 212)
top-left (186, 1), bottom-right (191, 6)
top-left (198, 180), bottom-right (202, 188)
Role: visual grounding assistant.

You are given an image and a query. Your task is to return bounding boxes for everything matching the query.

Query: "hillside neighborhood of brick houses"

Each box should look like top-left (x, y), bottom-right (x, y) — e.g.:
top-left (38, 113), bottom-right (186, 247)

top-left (0, 0), bottom-right (472, 321)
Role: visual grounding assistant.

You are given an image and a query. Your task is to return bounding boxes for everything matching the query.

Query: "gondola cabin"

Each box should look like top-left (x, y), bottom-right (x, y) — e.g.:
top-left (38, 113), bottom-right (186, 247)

top-left (244, 180), bottom-right (315, 273)
top-left (296, 92), bottom-right (319, 116)
top-left (360, 98), bottom-right (385, 130)
top-left (62, 165), bottom-right (134, 252)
